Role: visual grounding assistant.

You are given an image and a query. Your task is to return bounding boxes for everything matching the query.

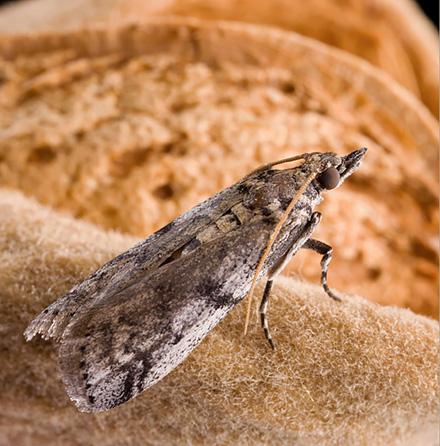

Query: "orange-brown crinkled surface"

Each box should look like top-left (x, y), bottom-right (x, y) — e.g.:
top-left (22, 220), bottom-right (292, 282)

top-left (0, 20), bottom-right (437, 319)
top-left (0, 188), bottom-right (438, 446)
top-left (0, 0), bottom-right (437, 117)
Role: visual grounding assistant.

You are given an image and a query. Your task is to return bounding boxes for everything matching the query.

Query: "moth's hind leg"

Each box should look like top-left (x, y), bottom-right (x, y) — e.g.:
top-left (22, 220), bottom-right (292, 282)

top-left (259, 280), bottom-right (275, 350)
top-left (303, 239), bottom-right (341, 302)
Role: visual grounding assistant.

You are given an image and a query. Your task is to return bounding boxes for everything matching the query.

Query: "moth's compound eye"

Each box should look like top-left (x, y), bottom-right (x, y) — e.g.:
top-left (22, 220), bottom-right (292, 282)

top-left (316, 167), bottom-right (340, 189)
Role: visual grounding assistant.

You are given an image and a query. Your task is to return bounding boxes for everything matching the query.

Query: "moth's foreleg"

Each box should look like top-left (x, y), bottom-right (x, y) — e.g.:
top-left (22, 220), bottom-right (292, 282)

top-left (258, 212), bottom-right (323, 349)
top-left (303, 238), bottom-right (341, 302)
top-left (259, 280), bottom-right (275, 350)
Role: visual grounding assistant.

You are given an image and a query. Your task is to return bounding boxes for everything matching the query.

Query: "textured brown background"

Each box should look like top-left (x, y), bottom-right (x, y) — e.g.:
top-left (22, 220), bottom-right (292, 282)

top-left (0, 19), bottom-right (438, 318)
top-left (0, 9), bottom-right (438, 446)
top-left (0, 0), bottom-right (438, 117)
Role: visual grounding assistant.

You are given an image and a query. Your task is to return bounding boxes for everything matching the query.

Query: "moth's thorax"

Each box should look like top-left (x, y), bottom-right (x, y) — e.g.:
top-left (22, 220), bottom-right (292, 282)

top-left (242, 167), bottom-right (323, 220)
top-left (188, 167), bottom-right (323, 254)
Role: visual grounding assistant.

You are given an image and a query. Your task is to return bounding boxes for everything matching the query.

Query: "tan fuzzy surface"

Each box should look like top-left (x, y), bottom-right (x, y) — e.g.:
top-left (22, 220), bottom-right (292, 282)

top-left (0, 19), bottom-right (437, 319)
top-left (0, 0), bottom-right (437, 117)
top-left (0, 188), bottom-right (438, 446)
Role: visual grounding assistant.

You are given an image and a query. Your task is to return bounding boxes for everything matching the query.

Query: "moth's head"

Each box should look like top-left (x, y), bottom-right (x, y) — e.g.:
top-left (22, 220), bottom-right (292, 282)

top-left (244, 147), bottom-right (367, 207)
top-left (309, 147), bottom-right (367, 191)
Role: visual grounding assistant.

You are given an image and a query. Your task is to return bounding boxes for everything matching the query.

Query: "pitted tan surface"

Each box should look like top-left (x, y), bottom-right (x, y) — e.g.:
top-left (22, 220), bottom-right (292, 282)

top-left (0, 0), bottom-right (438, 117)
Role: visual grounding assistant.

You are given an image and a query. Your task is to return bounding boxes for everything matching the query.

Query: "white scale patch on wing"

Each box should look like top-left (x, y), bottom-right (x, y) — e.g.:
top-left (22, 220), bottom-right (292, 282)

top-left (88, 365), bottom-right (116, 387)
top-left (144, 305), bottom-right (228, 389)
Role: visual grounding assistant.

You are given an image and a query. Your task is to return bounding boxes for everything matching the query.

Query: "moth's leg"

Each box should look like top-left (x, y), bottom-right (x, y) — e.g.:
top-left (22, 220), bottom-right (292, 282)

top-left (259, 280), bottom-right (275, 350)
top-left (303, 238), bottom-right (341, 302)
top-left (259, 212), bottom-right (322, 349)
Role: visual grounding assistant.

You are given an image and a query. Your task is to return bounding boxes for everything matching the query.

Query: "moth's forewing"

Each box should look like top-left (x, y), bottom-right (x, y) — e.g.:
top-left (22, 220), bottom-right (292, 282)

top-left (24, 184), bottom-right (244, 342)
top-left (58, 221), bottom-right (273, 412)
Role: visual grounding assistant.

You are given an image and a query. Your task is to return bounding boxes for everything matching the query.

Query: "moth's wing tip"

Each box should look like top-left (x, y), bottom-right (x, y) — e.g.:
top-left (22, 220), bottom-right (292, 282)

top-left (23, 310), bottom-right (64, 342)
top-left (23, 325), bottom-right (36, 342)
top-left (24, 291), bottom-right (83, 342)
top-left (23, 315), bottom-right (50, 341)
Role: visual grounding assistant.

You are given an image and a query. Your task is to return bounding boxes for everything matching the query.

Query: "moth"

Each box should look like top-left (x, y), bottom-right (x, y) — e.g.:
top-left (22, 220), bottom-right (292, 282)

top-left (25, 148), bottom-right (367, 412)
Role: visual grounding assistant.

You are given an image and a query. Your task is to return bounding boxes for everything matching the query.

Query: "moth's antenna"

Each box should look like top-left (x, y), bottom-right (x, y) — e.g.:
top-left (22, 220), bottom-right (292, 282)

top-left (243, 170), bottom-right (317, 336)
top-left (250, 154), bottom-right (308, 175)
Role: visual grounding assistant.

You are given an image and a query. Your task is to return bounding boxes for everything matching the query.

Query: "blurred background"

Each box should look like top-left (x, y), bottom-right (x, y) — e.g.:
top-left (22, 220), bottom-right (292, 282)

top-left (418, 0), bottom-right (438, 26)
top-left (0, 0), bottom-right (438, 27)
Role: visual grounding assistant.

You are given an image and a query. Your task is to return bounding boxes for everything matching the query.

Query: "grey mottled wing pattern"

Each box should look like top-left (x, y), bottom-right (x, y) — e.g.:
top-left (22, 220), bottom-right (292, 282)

top-left (24, 184), bottom-right (244, 342)
top-left (58, 220), bottom-right (273, 412)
